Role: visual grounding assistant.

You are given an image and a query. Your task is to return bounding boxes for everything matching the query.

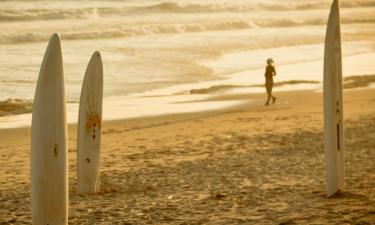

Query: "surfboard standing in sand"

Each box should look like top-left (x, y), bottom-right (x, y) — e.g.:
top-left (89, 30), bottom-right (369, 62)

top-left (31, 33), bottom-right (68, 224)
top-left (77, 52), bottom-right (103, 194)
top-left (323, 0), bottom-right (345, 197)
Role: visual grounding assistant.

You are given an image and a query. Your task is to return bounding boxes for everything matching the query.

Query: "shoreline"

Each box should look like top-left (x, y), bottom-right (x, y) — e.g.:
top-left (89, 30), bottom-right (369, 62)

top-left (1, 72), bottom-right (375, 129)
top-left (1, 86), bottom-right (374, 145)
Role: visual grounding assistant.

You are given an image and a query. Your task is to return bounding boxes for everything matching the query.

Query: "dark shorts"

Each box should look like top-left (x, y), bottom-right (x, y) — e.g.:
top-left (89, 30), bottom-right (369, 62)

top-left (265, 78), bottom-right (273, 95)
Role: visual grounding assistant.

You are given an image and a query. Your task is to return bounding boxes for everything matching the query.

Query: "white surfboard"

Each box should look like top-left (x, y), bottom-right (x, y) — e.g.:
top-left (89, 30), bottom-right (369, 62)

top-left (77, 51), bottom-right (103, 194)
top-left (31, 33), bottom-right (68, 224)
top-left (323, 0), bottom-right (345, 197)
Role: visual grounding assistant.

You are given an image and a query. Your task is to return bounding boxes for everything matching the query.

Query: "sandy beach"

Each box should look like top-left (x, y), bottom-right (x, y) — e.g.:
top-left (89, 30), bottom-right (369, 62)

top-left (1, 0), bottom-right (374, 224)
top-left (0, 87), bottom-right (374, 224)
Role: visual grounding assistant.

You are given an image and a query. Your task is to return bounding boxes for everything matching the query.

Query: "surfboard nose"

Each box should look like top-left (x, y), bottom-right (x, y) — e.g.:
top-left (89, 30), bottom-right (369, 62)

top-left (42, 33), bottom-right (62, 67)
top-left (94, 51), bottom-right (101, 58)
top-left (36, 33), bottom-right (64, 88)
top-left (48, 33), bottom-right (62, 50)
top-left (86, 51), bottom-right (103, 77)
top-left (51, 33), bottom-right (60, 42)
top-left (91, 51), bottom-right (102, 64)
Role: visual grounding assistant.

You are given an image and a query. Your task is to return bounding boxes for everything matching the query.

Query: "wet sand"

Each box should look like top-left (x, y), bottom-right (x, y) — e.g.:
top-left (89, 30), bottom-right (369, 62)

top-left (0, 88), bottom-right (374, 224)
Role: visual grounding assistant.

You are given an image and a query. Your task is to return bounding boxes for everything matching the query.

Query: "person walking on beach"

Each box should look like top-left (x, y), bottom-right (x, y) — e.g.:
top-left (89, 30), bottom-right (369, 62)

top-left (264, 58), bottom-right (276, 105)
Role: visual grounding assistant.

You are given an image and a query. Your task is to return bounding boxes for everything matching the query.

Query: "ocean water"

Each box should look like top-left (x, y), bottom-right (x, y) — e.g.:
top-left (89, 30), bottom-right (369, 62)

top-left (0, 0), bottom-right (374, 126)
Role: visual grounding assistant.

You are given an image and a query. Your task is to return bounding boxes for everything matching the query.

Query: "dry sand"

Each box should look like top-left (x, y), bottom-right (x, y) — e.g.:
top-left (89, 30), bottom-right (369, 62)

top-left (0, 88), bottom-right (374, 224)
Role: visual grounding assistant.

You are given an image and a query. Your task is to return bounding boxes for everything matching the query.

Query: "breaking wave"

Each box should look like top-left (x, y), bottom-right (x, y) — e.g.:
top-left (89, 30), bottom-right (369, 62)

top-left (0, 20), bottom-right (251, 44)
top-left (1, 1), bottom-right (375, 22)
top-left (0, 98), bottom-right (32, 117)
top-left (1, 15), bottom-right (374, 45)
top-left (0, 7), bottom-right (99, 22)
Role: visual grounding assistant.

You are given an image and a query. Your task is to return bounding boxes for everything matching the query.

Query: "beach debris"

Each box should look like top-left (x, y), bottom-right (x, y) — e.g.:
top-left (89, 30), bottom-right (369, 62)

top-left (278, 220), bottom-right (296, 225)
top-left (144, 184), bottom-right (158, 197)
top-left (211, 191), bottom-right (226, 200)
